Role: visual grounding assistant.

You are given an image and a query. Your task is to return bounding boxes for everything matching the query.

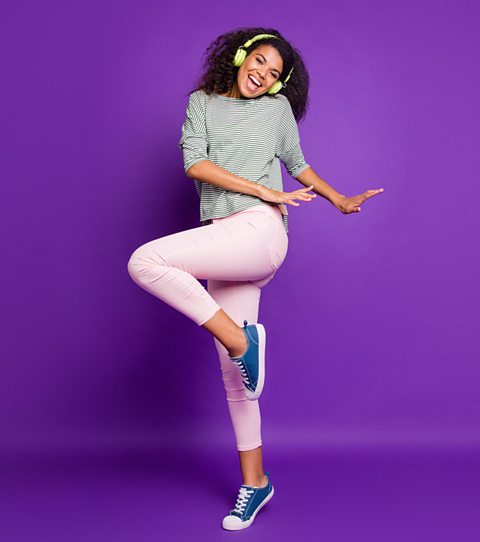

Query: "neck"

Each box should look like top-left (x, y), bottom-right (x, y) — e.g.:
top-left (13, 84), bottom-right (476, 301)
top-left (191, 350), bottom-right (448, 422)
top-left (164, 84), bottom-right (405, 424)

top-left (225, 82), bottom-right (245, 99)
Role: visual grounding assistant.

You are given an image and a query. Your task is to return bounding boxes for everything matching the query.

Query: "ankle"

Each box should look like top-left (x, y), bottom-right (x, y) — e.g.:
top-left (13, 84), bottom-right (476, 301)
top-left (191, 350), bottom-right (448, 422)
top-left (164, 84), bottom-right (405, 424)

top-left (243, 474), bottom-right (267, 488)
top-left (227, 327), bottom-right (248, 358)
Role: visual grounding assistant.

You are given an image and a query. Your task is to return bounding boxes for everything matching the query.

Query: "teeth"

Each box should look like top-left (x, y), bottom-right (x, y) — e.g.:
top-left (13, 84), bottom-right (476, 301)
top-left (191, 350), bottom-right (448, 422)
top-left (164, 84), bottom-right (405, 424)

top-left (248, 75), bottom-right (261, 87)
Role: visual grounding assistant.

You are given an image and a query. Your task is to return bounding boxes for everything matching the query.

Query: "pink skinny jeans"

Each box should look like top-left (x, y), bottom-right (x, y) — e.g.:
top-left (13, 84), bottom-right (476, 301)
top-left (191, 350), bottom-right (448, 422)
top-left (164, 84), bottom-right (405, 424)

top-left (127, 202), bottom-right (289, 451)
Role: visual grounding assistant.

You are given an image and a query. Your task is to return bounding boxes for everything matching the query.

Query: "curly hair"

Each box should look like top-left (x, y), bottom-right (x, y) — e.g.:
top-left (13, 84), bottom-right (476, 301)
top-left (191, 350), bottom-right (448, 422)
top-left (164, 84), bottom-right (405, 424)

top-left (189, 27), bottom-right (310, 123)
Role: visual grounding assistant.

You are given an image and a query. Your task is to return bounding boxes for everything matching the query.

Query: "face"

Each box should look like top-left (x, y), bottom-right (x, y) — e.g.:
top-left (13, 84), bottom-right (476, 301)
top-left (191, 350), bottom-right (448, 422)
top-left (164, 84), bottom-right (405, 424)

top-left (235, 44), bottom-right (284, 98)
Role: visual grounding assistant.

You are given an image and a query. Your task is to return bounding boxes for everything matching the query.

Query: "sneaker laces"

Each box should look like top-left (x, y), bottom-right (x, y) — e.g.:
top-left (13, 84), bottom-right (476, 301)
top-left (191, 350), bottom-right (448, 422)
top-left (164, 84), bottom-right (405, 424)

top-left (230, 320), bottom-right (251, 386)
top-left (231, 486), bottom-right (254, 516)
top-left (231, 359), bottom-right (250, 385)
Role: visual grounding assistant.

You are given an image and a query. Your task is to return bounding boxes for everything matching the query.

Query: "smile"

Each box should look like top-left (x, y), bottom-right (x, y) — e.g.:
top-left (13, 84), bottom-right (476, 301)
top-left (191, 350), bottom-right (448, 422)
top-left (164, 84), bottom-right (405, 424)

top-left (246, 75), bottom-right (262, 90)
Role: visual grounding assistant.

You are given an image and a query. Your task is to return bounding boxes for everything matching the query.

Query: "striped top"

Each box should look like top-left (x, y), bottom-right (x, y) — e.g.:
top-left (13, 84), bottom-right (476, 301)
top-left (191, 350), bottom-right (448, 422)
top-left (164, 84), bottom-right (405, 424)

top-left (178, 89), bottom-right (311, 234)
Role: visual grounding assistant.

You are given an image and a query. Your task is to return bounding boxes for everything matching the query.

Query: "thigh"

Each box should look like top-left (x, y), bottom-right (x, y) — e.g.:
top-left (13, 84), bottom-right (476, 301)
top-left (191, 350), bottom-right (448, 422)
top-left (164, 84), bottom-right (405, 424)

top-left (207, 279), bottom-right (261, 326)
top-left (134, 208), bottom-right (281, 282)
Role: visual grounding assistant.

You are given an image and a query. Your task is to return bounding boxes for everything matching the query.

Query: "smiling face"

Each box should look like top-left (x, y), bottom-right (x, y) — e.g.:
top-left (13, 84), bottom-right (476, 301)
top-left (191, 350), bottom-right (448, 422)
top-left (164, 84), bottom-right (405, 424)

top-left (228, 44), bottom-right (284, 99)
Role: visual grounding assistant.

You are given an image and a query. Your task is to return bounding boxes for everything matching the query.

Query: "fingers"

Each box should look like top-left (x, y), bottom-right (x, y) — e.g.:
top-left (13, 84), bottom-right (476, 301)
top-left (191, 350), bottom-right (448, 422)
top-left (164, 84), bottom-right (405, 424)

top-left (282, 197), bottom-right (299, 206)
top-left (301, 185), bottom-right (316, 195)
top-left (282, 194), bottom-right (316, 206)
top-left (364, 188), bottom-right (384, 198)
top-left (294, 194), bottom-right (315, 201)
top-left (293, 185), bottom-right (317, 201)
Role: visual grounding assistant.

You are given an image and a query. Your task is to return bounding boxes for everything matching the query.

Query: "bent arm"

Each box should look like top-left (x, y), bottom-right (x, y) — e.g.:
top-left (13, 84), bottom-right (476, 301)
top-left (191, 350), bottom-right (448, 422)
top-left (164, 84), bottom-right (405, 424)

top-left (295, 167), bottom-right (345, 208)
top-left (179, 91), bottom-right (263, 199)
top-left (186, 160), bottom-right (264, 198)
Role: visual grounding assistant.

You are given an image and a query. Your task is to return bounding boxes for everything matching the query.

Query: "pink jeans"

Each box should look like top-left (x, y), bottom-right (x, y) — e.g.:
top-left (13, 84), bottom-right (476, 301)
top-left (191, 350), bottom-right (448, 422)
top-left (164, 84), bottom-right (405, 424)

top-left (127, 202), bottom-right (289, 451)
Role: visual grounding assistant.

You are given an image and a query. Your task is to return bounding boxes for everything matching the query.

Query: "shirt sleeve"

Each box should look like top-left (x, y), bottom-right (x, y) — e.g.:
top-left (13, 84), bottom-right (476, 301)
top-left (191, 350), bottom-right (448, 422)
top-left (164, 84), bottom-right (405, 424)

top-left (275, 98), bottom-right (310, 178)
top-left (178, 91), bottom-right (209, 174)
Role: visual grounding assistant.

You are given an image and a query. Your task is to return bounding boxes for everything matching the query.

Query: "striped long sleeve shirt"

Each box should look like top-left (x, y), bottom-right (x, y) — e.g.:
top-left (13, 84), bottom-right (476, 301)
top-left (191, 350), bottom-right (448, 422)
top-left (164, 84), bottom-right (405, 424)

top-left (178, 90), bottom-right (310, 234)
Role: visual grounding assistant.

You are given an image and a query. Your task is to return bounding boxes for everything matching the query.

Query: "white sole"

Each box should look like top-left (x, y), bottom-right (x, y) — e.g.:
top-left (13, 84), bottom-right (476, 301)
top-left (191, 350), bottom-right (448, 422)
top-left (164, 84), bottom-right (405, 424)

top-left (245, 323), bottom-right (266, 401)
top-left (221, 485), bottom-right (275, 530)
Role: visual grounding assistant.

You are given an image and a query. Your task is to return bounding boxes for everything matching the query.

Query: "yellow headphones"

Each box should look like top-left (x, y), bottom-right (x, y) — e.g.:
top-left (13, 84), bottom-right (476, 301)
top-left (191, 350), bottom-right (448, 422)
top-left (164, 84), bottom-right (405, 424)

top-left (232, 33), bottom-right (294, 95)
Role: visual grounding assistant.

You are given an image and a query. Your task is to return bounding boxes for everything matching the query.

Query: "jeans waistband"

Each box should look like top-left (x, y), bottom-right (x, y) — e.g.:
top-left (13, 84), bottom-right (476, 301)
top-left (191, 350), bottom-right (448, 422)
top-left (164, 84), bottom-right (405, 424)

top-left (202, 203), bottom-right (283, 226)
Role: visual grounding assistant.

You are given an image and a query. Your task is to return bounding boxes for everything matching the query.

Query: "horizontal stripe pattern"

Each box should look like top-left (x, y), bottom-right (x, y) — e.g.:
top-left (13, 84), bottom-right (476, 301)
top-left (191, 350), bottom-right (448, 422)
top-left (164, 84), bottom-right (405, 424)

top-left (179, 90), bottom-right (310, 234)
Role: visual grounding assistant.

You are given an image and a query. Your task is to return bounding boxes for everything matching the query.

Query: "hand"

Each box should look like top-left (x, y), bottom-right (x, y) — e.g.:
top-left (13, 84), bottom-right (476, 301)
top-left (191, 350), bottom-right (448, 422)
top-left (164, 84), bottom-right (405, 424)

top-left (334, 188), bottom-right (384, 214)
top-left (258, 184), bottom-right (317, 206)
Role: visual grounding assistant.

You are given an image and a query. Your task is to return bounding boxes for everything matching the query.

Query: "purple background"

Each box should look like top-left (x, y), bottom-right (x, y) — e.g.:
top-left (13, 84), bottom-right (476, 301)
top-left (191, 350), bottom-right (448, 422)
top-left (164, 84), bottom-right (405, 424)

top-left (1, 1), bottom-right (479, 540)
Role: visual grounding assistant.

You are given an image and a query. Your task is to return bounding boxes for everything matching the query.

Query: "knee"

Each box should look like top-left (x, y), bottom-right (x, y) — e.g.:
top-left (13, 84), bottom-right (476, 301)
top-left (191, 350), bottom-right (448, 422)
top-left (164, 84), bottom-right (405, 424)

top-left (126, 244), bottom-right (168, 281)
top-left (126, 247), bottom-right (144, 280)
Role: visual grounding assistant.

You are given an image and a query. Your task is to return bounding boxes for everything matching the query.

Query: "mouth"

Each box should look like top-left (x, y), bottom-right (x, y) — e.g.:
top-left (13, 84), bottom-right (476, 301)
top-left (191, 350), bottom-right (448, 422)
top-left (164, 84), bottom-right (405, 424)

top-left (246, 74), bottom-right (262, 91)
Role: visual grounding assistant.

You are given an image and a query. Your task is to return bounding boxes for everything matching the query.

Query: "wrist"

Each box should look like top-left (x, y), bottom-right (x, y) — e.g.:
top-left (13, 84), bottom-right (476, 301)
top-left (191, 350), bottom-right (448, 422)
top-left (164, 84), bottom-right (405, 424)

top-left (255, 184), bottom-right (268, 200)
top-left (330, 193), bottom-right (345, 209)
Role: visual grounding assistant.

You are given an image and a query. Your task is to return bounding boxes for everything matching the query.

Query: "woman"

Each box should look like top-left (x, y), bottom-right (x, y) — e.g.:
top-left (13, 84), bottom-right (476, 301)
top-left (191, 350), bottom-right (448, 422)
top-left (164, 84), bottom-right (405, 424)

top-left (127, 27), bottom-right (384, 531)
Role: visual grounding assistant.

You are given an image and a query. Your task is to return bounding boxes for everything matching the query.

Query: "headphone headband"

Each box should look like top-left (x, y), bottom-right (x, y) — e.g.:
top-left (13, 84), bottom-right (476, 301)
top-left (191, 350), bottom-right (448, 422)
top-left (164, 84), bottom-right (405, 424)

top-left (242, 33), bottom-right (279, 49)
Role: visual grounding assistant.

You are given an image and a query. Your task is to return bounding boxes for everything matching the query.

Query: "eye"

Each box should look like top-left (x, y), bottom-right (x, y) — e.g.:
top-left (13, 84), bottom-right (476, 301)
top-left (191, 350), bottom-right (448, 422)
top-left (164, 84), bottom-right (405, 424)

top-left (256, 57), bottom-right (279, 78)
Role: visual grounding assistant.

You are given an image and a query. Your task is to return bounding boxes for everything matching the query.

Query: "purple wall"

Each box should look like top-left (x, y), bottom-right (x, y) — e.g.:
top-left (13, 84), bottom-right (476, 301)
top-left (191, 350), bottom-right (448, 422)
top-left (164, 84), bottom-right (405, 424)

top-left (2, 1), bottom-right (479, 454)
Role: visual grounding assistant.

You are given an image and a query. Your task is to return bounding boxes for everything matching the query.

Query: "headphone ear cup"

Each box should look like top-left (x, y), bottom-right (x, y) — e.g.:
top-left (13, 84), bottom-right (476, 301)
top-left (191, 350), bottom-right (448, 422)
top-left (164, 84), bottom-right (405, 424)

top-left (267, 81), bottom-right (282, 95)
top-left (233, 48), bottom-right (247, 67)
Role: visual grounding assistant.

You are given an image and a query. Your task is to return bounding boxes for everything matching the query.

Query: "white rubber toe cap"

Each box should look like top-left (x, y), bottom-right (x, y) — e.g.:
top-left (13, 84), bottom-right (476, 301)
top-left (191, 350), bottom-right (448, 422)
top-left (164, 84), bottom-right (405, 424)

top-left (222, 514), bottom-right (250, 530)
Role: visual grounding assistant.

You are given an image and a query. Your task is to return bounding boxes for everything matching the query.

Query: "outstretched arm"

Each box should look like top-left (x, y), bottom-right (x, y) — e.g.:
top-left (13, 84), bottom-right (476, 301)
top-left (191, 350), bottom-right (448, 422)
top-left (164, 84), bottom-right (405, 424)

top-left (295, 167), bottom-right (384, 214)
top-left (295, 167), bottom-right (345, 208)
top-left (276, 98), bottom-right (384, 214)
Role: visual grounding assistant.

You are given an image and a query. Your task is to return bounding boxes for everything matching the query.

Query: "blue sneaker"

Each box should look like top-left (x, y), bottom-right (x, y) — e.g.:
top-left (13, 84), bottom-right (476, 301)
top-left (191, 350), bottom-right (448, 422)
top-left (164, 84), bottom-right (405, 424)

top-left (221, 471), bottom-right (274, 530)
top-left (228, 320), bottom-right (266, 401)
